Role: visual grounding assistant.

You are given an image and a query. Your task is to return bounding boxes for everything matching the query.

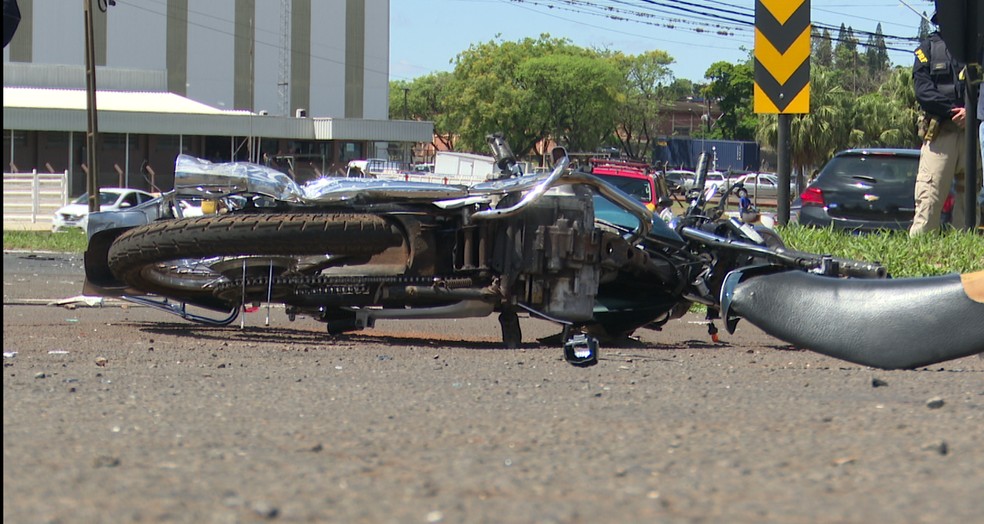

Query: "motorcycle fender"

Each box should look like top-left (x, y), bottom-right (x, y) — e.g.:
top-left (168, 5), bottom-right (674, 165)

top-left (722, 269), bottom-right (984, 369)
top-left (83, 205), bottom-right (162, 293)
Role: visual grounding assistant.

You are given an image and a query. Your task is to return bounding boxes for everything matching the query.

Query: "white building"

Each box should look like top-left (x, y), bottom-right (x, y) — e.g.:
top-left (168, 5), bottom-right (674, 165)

top-left (3, 0), bottom-right (431, 194)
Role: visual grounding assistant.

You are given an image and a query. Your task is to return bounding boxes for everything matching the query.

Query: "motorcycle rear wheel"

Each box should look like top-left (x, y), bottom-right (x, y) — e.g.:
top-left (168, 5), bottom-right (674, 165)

top-left (107, 213), bottom-right (407, 301)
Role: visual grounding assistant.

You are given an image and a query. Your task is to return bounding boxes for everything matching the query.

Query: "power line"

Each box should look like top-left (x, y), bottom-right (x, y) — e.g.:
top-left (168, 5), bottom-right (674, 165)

top-left (510, 0), bottom-right (917, 53)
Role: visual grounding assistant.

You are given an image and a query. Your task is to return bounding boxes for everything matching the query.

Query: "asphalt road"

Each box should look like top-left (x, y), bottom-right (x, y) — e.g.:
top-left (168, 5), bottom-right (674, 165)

top-left (3, 251), bottom-right (983, 523)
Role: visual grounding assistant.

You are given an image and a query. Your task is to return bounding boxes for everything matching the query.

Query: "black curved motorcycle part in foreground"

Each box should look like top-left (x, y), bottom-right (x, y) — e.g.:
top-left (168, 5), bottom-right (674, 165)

top-left (725, 270), bottom-right (984, 369)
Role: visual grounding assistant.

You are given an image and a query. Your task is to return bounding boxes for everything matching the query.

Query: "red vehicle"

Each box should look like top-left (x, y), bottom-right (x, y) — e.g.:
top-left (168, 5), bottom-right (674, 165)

top-left (586, 158), bottom-right (671, 213)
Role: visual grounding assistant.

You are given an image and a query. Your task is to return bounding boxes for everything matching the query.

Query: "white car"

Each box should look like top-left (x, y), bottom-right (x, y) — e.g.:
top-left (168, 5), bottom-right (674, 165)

top-left (733, 173), bottom-right (797, 200)
top-left (703, 171), bottom-right (728, 193)
top-left (52, 188), bottom-right (156, 232)
top-left (675, 171), bottom-right (726, 194)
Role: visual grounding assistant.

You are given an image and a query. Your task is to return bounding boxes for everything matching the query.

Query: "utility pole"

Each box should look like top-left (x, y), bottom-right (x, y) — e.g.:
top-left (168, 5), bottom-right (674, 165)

top-left (402, 87), bottom-right (411, 164)
top-left (83, 0), bottom-right (101, 212)
top-left (705, 98), bottom-right (711, 133)
top-left (402, 87), bottom-right (409, 120)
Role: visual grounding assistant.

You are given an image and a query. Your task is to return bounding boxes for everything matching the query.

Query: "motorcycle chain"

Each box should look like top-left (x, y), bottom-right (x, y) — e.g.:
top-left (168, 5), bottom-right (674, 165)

top-left (212, 274), bottom-right (474, 299)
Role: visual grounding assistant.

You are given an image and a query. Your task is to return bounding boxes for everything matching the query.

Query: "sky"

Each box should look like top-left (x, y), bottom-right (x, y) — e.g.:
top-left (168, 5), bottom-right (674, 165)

top-left (389, 0), bottom-right (936, 83)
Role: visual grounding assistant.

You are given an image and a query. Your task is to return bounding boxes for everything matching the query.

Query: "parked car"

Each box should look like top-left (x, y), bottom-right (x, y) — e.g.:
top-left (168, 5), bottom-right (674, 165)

top-left (733, 172), bottom-right (797, 200)
top-left (588, 159), bottom-right (671, 213)
top-left (792, 148), bottom-right (920, 232)
top-left (176, 197), bottom-right (205, 217)
top-left (52, 188), bottom-right (156, 232)
top-left (663, 169), bottom-right (696, 194)
top-left (703, 171), bottom-right (729, 194)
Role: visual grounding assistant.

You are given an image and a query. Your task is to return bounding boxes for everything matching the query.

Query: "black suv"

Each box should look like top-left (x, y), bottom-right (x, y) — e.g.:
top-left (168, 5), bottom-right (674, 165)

top-left (792, 148), bottom-right (920, 232)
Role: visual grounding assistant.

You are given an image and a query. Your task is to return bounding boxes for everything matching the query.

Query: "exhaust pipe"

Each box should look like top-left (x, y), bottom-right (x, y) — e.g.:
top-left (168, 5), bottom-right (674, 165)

top-left (722, 269), bottom-right (984, 369)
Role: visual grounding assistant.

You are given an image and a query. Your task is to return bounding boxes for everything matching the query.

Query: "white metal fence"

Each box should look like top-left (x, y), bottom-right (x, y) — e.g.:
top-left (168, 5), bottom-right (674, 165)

top-left (3, 171), bottom-right (70, 230)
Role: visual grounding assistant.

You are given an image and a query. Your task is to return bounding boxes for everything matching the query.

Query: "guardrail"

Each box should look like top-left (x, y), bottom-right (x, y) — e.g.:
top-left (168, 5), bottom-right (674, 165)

top-left (3, 170), bottom-right (69, 230)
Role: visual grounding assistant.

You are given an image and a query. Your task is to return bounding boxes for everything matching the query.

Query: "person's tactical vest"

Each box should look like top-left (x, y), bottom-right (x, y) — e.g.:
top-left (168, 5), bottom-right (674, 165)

top-left (928, 33), bottom-right (960, 102)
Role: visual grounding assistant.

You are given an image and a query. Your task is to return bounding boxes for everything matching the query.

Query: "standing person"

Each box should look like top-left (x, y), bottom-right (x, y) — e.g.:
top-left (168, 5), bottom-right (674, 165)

top-left (3, 0), bottom-right (19, 48)
top-left (909, 15), bottom-right (976, 236)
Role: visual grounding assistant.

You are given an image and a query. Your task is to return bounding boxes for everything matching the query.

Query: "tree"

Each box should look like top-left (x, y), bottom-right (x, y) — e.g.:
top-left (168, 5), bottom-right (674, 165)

top-left (515, 53), bottom-right (621, 154)
top-left (862, 23), bottom-right (891, 91)
top-left (701, 60), bottom-right (756, 140)
top-left (833, 24), bottom-right (861, 93)
top-left (859, 66), bottom-right (920, 147)
top-left (756, 63), bottom-right (920, 178)
top-left (667, 78), bottom-right (697, 100)
top-left (610, 50), bottom-right (676, 159)
top-left (918, 13), bottom-right (931, 41)
top-left (389, 72), bottom-right (458, 151)
top-left (813, 28), bottom-right (833, 68)
top-left (757, 66), bottom-right (853, 176)
top-left (444, 35), bottom-right (599, 157)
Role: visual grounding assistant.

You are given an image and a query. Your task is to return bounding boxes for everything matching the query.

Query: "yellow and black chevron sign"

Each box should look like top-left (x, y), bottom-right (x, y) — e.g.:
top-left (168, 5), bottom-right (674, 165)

top-left (754, 0), bottom-right (810, 113)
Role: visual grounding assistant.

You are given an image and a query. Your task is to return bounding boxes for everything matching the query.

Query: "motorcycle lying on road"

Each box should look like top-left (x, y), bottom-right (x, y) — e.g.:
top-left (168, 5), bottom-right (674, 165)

top-left (83, 137), bottom-right (984, 368)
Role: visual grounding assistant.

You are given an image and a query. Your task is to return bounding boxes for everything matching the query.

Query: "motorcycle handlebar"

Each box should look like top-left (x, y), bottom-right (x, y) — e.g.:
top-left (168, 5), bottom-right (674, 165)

top-left (680, 227), bottom-right (887, 278)
top-left (812, 255), bottom-right (888, 279)
top-left (470, 155), bottom-right (572, 221)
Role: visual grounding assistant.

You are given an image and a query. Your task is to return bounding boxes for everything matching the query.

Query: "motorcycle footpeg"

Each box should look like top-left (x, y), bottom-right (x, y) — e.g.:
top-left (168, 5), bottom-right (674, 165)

top-left (564, 333), bottom-right (599, 367)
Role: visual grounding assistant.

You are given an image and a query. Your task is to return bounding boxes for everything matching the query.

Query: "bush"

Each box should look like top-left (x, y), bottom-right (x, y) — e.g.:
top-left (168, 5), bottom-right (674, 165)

top-left (777, 225), bottom-right (984, 277)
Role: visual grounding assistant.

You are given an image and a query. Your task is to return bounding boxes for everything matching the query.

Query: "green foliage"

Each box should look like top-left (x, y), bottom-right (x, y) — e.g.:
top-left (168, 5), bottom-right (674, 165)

top-left (384, 28), bottom-right (923, 168)
top-left (833, 24), bottom-right (860, 82)
top-left (756, 64), bottom-right (921, 175)
top-left (777, 225), bottom-right (984, 277)
top-left (700, 60), bottom-right (756, 140)
top-left (444, 35), bottom-right (606, 156)
top-left (864, 24), bottom-right (890, 79)
top-left (757, 67), bottom-right (852, 173)
top-left (813, 28), bottom-right (833, 68)
top-left (516, 53), bottom-right (621, 153)
top-left (389, 72), bottom-right (457, 150)
top-left (3, 230), bottom-right (88, 253)
top-left (611, 50), bottom-right (676, 159)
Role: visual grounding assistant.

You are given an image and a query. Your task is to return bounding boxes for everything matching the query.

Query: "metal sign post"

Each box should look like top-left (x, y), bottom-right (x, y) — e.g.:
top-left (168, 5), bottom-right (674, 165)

top-left (83, 0), bottom-right (100, 213)
top-left (754, 0), bottom-right (811, 225)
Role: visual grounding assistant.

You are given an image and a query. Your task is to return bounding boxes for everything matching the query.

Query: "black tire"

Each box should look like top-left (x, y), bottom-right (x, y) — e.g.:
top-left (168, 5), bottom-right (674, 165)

top-left (108, 213), bottom-right (406, 299)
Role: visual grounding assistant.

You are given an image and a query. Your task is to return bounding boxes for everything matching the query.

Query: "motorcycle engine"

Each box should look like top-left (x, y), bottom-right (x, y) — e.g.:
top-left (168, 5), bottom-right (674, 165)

top-left (490, 184), bottom-right (601, 322)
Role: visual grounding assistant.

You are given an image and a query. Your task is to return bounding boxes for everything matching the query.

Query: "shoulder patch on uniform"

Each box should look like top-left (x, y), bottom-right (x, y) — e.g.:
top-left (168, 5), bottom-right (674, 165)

top-left (915, 48), bottom-right (928, 63)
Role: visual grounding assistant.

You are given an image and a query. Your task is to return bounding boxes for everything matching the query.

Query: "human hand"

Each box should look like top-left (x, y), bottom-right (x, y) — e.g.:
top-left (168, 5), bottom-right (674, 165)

top-left (950, 107), bottom-right (966, 128)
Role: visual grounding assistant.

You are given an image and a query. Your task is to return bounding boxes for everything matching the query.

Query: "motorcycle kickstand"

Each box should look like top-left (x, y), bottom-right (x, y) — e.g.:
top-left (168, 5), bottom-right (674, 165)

top-left (498, 309), bottom-right (522, 349)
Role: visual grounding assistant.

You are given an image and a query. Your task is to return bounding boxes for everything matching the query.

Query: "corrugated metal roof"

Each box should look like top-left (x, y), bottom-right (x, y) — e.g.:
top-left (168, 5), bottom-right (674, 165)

top-left (314, 118), bottom-right (434, 142)
top-left (3, 87), bottom-right (248, 115)
top-left (3, 63), bottom-right (167, 91)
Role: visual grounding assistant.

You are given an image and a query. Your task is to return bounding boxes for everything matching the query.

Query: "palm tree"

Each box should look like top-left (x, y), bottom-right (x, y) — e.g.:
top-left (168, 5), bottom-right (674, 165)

top-left (757, 67), bottom-right (852, 177)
